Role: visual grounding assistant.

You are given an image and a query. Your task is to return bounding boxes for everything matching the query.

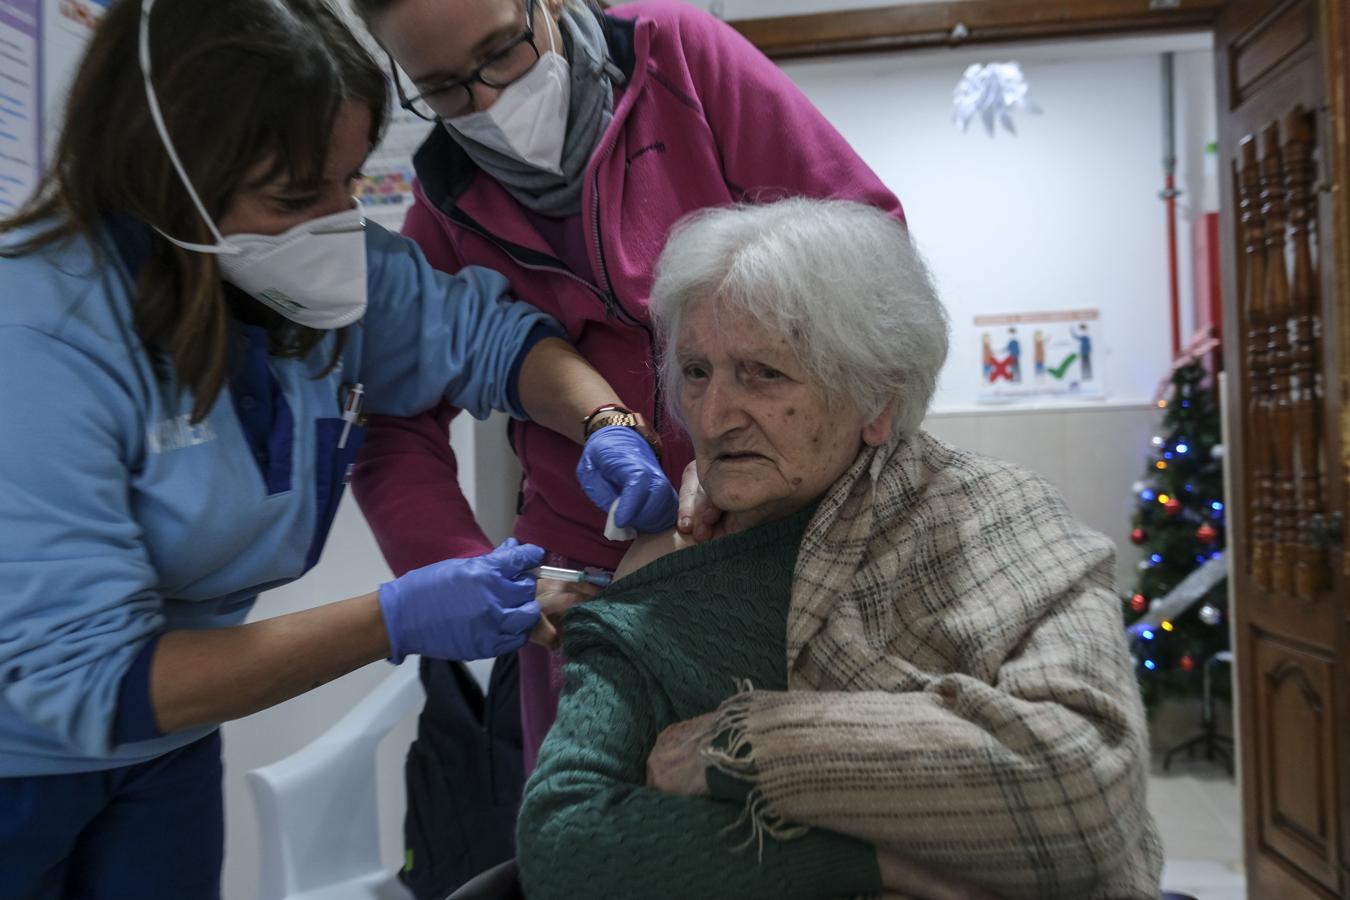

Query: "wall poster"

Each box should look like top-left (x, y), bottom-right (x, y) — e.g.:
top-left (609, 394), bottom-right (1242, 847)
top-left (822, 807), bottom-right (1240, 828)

top-left (975, 308), bottom-right (1105, 404)
top-left (336, 5), bottom-right (429, 233)
top-left (0, 0), bottom-right (40, 214)
top-left (53, 0), bottom-right (105, 36)
top-left (355, 104), bottom-right (428, 232)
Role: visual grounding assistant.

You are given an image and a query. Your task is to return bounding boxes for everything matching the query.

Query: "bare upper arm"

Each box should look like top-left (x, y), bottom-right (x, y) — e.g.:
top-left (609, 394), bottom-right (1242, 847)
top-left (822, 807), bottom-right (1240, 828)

top-left (614, 528), bottom-right (697, 581)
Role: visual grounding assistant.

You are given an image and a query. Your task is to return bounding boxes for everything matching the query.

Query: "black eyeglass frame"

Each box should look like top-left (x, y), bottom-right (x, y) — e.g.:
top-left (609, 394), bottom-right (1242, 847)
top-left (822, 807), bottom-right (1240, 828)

top-left (391, 0), bottom-right (540, 122)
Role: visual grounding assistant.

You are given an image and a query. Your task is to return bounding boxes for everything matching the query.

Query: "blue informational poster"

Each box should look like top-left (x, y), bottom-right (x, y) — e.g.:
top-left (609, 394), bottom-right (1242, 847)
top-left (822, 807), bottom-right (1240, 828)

top-left (0, 0), bottom-right (41, 214)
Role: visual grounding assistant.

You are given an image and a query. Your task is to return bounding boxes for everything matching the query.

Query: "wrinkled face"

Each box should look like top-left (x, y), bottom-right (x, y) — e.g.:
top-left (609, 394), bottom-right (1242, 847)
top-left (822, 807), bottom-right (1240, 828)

top-left (370, 0), bottom-right (565, 116)
top-left (218, 103), bottom-right (370, 236)
top-left (676, 300), bottom-right (892, 530)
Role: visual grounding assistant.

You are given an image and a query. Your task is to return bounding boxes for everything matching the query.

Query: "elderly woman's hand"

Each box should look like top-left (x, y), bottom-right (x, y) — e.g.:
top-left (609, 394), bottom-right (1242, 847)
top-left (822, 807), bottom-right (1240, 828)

top-left (529, 577), bottom-right (602, 649)
top-left (675, 460), bottom-right (722, 543)
top-left (645, 711), bottom-right (718, 797)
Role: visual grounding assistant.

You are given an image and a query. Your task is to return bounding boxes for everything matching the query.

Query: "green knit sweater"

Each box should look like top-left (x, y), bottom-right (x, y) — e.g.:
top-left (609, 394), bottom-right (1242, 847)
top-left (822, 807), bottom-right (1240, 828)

top-left (516, 505), bottom-right (883, 899)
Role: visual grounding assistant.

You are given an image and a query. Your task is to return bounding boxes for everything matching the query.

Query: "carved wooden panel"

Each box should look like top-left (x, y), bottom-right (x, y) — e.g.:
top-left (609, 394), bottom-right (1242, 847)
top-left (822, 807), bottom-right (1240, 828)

top-left (1239, 135), bottom-right (1275, 588)
top-left (1236, 111), bottom-right (1332, 604)
top-left (1282, 110), bottom-right (1329, 600)
top-left (1230, 0), bottom-right (1317, 105)
top-left (1253, 633), bottom-right (1341, 892)
top-left (1336, 0), bottom-right (1350, 590)
top-left (1260, 120), bottom-right (1298, 596)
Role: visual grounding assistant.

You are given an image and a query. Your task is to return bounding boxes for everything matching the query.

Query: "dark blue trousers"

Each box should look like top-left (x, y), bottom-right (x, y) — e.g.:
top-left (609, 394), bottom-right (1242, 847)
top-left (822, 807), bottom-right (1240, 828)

top-left (0, 732), bottom-right (223, 900)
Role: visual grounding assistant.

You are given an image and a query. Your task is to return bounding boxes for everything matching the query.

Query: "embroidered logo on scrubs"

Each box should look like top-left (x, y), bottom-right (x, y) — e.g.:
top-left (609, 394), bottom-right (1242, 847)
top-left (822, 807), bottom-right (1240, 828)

top-left (146, 415), bottom-right (218, 453)
top-left (259, 288), bottom-right (306, 315)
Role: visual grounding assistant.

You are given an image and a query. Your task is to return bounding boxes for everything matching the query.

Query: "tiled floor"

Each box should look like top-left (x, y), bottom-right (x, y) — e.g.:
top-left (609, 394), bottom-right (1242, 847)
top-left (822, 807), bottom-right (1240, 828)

top-left (1150, 759), bottom-right (1247, 900)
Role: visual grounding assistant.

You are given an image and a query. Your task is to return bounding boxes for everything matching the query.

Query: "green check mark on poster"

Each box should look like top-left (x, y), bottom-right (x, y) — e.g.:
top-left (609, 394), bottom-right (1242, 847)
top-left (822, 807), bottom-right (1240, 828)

top-left (1048, 353), bottom-right (1078, 380)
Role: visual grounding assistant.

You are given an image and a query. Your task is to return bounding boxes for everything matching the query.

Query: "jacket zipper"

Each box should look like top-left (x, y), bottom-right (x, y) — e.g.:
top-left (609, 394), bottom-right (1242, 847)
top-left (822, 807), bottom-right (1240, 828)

top-left (450, 209), bottom-right (611, 311)
top-left (587, 146), bottom-right (665, 434)
top-left (447, 207), bottom-right (667, 438)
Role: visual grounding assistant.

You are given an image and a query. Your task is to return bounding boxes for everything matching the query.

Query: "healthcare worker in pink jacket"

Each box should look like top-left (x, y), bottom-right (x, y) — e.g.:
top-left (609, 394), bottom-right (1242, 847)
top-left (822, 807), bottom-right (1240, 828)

top-left (347, 0), bottom-right (905, 892)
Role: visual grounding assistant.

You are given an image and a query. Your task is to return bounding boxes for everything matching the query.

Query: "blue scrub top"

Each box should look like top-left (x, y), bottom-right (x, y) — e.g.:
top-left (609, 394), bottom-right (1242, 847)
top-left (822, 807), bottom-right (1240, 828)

top-left (0, 218), bottom-right (560, 776)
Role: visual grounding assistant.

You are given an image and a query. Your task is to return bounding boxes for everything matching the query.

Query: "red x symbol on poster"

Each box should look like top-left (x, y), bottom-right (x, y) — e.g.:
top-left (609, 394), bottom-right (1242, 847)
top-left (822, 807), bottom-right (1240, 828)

top-left (989, 356), bottom-right (1014, 382)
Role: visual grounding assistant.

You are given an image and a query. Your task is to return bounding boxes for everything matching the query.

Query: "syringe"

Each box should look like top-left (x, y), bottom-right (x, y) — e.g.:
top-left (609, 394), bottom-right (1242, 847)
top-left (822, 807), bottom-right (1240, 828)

top-left (528, 565), bottom-right (613, 588)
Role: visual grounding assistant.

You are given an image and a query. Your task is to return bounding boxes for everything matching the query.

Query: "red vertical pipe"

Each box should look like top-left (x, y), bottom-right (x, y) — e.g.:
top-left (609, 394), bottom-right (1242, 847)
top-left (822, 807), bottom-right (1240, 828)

top-left (1166, 172), bottom-right (1181, 357)
top-left (1162, 53), bottom-right (1181, 358)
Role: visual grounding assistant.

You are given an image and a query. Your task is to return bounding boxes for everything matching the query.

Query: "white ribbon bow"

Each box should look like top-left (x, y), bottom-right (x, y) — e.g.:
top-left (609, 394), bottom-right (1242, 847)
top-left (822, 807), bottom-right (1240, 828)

top-left (952, 62), bottom-right (1041, 136)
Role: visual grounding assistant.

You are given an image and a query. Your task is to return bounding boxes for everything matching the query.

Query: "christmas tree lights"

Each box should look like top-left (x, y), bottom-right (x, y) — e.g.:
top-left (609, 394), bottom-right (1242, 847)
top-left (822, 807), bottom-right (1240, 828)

top-left (1123, 362), bottom-right (1227, 706)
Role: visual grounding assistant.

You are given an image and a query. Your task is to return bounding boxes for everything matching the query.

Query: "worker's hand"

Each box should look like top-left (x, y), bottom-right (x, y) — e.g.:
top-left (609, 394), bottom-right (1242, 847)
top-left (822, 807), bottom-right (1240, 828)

top-left (378, 538), bottom-right (544, 663)
top-left (576, 426), bottom-right (678, 535)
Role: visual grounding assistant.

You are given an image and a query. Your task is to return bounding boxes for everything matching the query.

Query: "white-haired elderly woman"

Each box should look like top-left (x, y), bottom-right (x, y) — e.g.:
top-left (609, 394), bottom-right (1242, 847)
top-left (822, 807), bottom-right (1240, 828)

top-left (516, 199), bottom-right (1163, 900)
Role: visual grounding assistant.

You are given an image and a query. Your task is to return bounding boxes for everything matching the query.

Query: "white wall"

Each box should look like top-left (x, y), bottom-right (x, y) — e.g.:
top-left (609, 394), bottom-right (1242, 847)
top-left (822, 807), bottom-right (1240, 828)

top-left (773, 35), bottom-right (1214, 411)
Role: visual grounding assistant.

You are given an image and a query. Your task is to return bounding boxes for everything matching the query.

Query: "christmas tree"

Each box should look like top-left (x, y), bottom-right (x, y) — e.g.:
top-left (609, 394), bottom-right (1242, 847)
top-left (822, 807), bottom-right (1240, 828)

top-left (1123, 361), bottom-right (1228, 707)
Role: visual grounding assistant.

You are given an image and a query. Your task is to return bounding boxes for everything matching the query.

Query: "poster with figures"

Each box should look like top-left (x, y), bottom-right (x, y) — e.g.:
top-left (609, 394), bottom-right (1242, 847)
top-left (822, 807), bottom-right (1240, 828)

top-left (53, 0), bottom-right (107, 35)
top-left (975, 308), bottom-right (1105, 404)
top-left (335, 3), bottom-right (430, 232)
top-left (41, 0), bottom-right (109, 155)
top-left (354, 105), bottom-right (428, 232)
top-left (0, 0), bottom-right (40, 215)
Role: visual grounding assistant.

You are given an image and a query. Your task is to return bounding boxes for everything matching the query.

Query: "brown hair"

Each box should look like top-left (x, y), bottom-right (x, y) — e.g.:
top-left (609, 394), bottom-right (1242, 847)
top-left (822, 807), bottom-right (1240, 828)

top-left (0, 0), bottom-right (388, 421)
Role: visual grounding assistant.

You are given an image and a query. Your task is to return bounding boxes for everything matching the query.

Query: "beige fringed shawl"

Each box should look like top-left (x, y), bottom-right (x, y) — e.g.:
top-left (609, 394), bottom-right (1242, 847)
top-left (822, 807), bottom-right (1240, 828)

top-left (705, 432), bottom-right (1164, 899)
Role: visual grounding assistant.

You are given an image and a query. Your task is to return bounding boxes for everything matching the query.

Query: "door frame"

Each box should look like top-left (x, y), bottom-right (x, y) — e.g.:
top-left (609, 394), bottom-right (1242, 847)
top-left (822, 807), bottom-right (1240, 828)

top-left (1329, 0), bottom-right (1350, 572)
top-left (729, 0), bottom-right (1226, 59)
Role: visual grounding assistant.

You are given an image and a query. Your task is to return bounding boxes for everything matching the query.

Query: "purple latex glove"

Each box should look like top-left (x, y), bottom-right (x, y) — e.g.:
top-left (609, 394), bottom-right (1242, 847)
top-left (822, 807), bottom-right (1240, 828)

top-left (576, 425), bottom-right (678, 534)
top-left (378, 538), bottom-right (544, 663)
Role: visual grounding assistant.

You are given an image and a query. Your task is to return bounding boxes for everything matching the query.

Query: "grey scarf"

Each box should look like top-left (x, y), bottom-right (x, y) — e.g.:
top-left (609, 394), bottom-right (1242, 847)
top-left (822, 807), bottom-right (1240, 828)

top-left (445, 4), bottom-right (622, 218)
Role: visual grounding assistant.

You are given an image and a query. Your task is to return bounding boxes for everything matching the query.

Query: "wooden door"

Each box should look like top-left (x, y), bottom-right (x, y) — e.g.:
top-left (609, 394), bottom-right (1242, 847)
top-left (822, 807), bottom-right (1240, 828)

top-left (1215, 0), bottom-right (1349, 897)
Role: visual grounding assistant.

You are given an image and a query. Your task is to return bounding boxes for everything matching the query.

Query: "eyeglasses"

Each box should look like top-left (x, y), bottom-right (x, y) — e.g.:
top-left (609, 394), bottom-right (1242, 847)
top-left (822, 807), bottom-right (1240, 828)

top-left (392, 0), bottom-right (540, 121)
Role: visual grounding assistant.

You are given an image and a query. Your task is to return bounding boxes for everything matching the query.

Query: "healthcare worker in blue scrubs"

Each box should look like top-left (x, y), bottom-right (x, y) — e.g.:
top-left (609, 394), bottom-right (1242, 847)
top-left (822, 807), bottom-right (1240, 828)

top-left (0, 0), bottom-right (678, 897)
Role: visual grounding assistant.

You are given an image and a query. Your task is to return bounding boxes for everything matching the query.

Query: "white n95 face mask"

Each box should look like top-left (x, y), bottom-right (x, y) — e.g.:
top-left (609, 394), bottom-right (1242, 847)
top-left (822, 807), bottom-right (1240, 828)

top-left (445, 1), bottom-right (571, 175)
top-left (216, 207), bottom-right (368, 330)
top-left (137, 0), bottom-right (369, 330)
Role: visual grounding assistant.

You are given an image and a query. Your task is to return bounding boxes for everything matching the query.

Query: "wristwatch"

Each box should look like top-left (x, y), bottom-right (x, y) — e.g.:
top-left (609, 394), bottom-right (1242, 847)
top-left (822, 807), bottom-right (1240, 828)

top-left (582, 403), bottom-right (663, 456)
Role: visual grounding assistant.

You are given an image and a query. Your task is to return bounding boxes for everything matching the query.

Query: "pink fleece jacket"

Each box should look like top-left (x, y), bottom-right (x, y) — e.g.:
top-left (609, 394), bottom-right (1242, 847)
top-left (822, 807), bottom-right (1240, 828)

top-left (351, 0), bottom-right (904, 766)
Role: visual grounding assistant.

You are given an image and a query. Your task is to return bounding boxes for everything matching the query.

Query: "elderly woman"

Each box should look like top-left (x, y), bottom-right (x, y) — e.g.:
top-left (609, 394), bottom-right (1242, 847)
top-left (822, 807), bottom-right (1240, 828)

top-left (516, 199), bottom-right (1163, 899)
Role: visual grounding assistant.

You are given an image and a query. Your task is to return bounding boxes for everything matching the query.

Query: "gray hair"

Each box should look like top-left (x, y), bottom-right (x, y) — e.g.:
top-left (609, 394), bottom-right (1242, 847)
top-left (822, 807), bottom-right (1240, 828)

top-left (649, 198), bottom-right (950, 438)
